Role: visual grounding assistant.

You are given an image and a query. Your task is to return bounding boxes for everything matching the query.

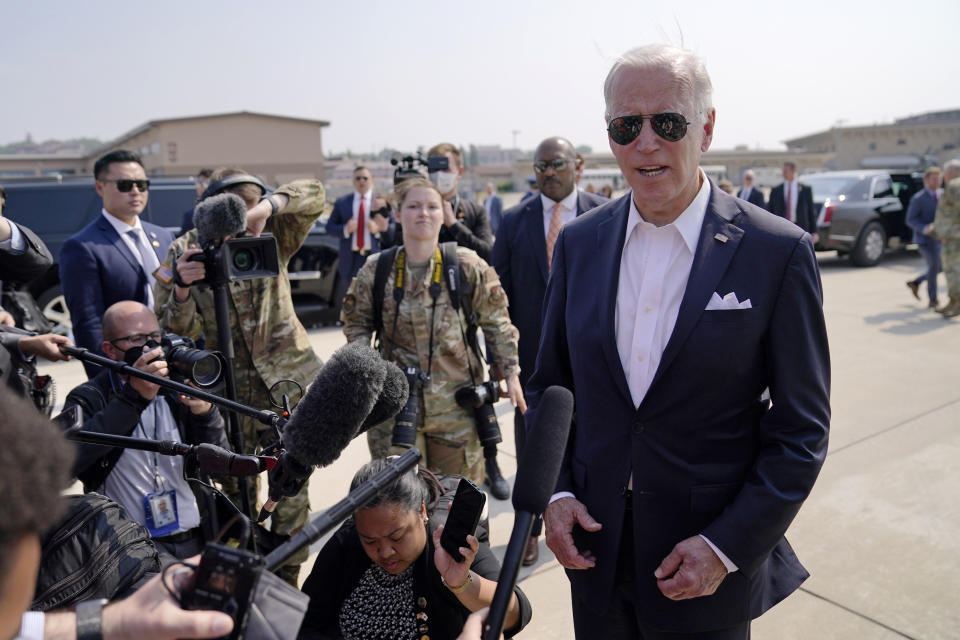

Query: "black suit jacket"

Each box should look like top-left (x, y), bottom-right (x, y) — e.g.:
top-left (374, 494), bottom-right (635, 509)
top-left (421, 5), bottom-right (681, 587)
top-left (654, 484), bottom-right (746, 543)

top-left (737, 186), bottom-right (766, 210)
top-left (491, 191), bottom-right (606, 386)
top-left (0, 222), bottom-right (53, 285)
top-left (526, 186), bottom-right (830, 632)
top-left (768, 182), bottom-right (816, 233)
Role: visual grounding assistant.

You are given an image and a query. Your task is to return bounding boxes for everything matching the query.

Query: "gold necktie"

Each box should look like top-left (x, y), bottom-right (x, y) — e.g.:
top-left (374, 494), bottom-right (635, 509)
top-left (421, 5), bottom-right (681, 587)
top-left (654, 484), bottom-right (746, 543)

top-left (546, 202), bottom-right (563, 270)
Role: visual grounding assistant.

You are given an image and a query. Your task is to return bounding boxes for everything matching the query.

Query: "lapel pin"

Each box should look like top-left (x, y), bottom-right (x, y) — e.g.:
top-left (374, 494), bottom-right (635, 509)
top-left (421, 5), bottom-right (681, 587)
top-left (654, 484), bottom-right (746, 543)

top-left (714, 233), bottom-right (729, 243)
top-left (152, 240), bottom-right (160, 247)
top-left (149, 231), bottom-right (157, 238)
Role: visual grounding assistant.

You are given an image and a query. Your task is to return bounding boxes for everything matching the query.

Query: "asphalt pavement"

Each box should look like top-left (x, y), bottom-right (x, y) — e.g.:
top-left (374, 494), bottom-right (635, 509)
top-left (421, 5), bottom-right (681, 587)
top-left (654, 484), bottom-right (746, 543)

top-left (41, 248), bottom-right (960, 639)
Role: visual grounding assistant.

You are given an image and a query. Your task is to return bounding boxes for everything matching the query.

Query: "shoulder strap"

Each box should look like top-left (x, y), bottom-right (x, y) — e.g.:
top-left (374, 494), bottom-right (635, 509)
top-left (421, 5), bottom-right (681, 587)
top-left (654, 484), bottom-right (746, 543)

top-left (439, 242), bottom-right (481, 359)
top-left (372, 246), bottom-right (399, 347)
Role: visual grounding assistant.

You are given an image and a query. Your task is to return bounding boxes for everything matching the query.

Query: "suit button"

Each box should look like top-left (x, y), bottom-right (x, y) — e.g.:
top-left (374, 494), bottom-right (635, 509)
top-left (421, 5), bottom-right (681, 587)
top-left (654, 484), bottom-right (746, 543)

top-left (633, 422), bottom-right (645, 434)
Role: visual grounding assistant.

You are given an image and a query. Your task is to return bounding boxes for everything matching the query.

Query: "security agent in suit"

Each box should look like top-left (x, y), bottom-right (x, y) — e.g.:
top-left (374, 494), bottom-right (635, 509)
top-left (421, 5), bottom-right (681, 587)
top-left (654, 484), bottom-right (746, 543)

top-left (768, 161), bottom-right (819, 240)
top-left (736, 169), bottom-right (766, 210)
top-left (59, 150), bottom-right (175, 377)
top-left (427, 143), bottom-right (494, 262)
top-left (527, 45), bottom-right (830, 639)
top-left (492, 136), bottom-right (606, 565)
top-left (905, 166), bottom-right (942, 307)
top-left (484, 182), bottom-right (504, 236)
top-left (326, 166), bottom-right (395, 309)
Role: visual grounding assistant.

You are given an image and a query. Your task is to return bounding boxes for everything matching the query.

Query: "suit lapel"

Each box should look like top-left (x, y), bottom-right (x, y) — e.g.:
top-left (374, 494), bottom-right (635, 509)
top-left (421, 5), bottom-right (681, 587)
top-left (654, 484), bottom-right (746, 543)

top-left (597, 196), bottom-right (633, 406)
top-left (142, 223), bottom-right (165, 261)
top-left (97, 215), bottom-right (141, 273)
top-left (647, 189), bottom-right (744, 396)
top-left (521, 198), bottom-right (549, 283)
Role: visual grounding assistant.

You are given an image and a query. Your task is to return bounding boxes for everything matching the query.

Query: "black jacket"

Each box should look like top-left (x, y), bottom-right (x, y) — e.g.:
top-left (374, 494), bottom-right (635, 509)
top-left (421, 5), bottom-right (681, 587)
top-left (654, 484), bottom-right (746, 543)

top-left (64, 369), bottom-right (227, 491)
top-left (298, 520), bottom-right (532, 639)
top-left (0, 222), bottom-right (53, 285)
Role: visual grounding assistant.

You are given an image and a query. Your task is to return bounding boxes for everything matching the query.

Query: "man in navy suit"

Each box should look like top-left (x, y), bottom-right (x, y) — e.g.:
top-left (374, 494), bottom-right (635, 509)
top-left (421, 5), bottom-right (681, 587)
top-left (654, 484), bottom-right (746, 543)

top-left (484, 182), bottom-right (504, 236)
top-left (60, 150), bottom-right (174, 377)
top-left (527, 45), bottom-right (830, 638)
top-left (736, 169), bottom-right (766, 210)
top-left (492, 136), bottom-right (606, 564)
top-left (905, 166), bottom-right (942, 307)
top-left (768, 162), bottom-right (818, 241)
top-left (326, 166), bottom-right (394, 312)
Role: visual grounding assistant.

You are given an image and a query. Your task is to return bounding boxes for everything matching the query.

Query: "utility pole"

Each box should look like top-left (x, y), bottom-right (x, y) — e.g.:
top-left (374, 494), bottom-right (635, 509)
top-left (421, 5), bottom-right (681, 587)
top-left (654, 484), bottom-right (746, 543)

top-left (512, 130), bottom-right (520, 150)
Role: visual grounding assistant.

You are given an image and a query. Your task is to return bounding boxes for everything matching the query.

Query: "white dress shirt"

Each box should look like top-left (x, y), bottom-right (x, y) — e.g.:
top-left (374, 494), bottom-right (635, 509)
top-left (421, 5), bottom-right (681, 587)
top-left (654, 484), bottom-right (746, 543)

top-left (102, 209), bottom-right (160, 309)
top-left (347, 189), bottom-right (373, 252)
top-left (783, 181), bottom-right (799, 223)
top-left (540, 189), bottom-right (579, 236)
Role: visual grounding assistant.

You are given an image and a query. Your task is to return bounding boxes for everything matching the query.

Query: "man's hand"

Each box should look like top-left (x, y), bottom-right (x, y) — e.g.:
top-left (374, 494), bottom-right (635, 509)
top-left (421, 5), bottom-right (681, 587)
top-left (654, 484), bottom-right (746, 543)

top-left (178, 381), bottom-right (213, 415)
top-left (0, 310), bottom-right (14, 327)
top-left (101, 558), bottom-right (234, 639)
top-left (543, 497), bottom-right (602, 569)
top-left (345, 218), bottom-right (358, 235)
top-left (811, 232), bottom-right (820, 244)
top-left (654, 535), bottom-right (728, 600)
top-left (502, 374), bottom-right (527, 413)
top-left (174, 246), bottom-right (205, 302)
top-left (457, 608), bottom-right (503, 640)
top-left (18, 333), bottom-right (71, 361)
top-left (128, 347), bottom-right (167, 401)
top-left (442, 199), bottom-right (457, 227)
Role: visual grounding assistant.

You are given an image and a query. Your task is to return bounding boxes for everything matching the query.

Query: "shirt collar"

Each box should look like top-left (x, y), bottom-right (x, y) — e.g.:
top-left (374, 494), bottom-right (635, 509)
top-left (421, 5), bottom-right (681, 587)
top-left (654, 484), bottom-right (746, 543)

top-left (624, 172), bottom-right (711, 254)
top-left (354, 189), bottom-right (372, 198)
top-left (102, 208), bottom-right (142, 234)
top-left (540, 188), bottom-right (578, 214)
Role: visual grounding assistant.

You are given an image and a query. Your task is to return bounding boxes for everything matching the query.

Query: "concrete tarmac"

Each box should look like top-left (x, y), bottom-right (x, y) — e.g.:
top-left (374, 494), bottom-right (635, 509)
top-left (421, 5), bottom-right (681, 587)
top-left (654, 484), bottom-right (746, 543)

top-left (41, 248), bottom-right (959, 638)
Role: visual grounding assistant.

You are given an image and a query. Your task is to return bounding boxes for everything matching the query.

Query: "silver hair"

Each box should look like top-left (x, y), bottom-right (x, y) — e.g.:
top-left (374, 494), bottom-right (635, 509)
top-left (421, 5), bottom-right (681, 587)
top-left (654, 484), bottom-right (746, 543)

top-left (743, 169), bottom-right (756, 180)
top-left (943, 159), bottom-right (960, 175)
top-left (603, 44), bottom-right (713, 124)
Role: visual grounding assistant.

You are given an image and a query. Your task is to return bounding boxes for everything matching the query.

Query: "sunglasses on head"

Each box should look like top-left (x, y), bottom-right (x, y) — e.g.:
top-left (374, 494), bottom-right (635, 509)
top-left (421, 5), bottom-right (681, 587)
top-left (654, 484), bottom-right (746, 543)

top-left (533, 158), bottom-right (570, 174)
top-left (607, 112), bottom-right (691, 144)
top-left (102, 179), bottom-right (150, 193)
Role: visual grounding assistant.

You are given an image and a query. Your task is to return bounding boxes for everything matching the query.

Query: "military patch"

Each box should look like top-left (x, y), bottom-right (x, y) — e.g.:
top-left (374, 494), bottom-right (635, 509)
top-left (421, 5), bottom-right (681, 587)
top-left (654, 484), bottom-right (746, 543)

top-left (343, 294), bottom-right (356, 315)
top-left (489, 284), bottom-right (506, 305)
top-left (154, 263), bottom-right (175, 285)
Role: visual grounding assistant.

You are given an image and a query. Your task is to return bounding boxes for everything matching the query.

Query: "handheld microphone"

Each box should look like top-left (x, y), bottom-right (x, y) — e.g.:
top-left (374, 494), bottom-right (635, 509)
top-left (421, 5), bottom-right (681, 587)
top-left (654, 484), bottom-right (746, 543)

top-left (193, 193), bottom-right (247, 245)
top-left (258, 342), bottom-right (406, 522)
top-left (484, 385), bottom-right (573, 640)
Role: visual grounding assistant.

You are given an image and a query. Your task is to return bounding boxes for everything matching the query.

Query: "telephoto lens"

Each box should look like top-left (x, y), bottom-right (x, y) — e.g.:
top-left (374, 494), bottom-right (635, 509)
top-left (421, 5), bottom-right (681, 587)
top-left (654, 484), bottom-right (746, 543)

top-left (161, 334), bottom-right (224, 388)
top-left (473, 402), bottom-right (502, 448)
top-left (391, 367), bottom-right (424, 448)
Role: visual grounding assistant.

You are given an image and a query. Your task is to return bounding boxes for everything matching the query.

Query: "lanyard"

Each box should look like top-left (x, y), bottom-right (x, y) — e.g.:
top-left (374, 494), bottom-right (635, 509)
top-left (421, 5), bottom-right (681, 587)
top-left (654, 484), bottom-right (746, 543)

top-left (110, 371), bottom-right (165, 492)
top-left (388, 247), bottom-right (443, 379)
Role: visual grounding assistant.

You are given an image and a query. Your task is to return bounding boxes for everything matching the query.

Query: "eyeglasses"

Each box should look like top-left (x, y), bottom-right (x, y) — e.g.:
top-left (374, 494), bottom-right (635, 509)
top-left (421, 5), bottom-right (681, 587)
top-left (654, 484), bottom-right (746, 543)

top-left (533, 158), bottom-right (570, 174)
top-left (607, 113), bottom-right (691, 144)
top-left (108, 331), bottom-right (163, 347)
top-left (354, 176), bottom-right (370, 181)
top-left (101, 179), bottom-right (151, 193)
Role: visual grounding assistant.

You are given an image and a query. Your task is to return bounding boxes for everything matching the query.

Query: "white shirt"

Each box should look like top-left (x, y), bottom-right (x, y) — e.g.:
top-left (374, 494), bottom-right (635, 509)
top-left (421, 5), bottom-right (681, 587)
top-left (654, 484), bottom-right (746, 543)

top-left (783, 181), bottom-right (799, 223)
top-left (0, 220), bottom-right (25, 253)
top-left (347, 189), bottom-right (373, 252)
top-left (740, 186), bottom-right (752, 201)
top-left (101, 208), bottom-right (160, 309)
top-left (540, 189), bottom-right (579, 237)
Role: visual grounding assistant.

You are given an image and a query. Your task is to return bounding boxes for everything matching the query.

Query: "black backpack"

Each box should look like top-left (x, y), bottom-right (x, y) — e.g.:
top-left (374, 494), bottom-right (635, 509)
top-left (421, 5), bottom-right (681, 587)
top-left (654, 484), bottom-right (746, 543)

top-left (31, 493), bottom-right (161, 611)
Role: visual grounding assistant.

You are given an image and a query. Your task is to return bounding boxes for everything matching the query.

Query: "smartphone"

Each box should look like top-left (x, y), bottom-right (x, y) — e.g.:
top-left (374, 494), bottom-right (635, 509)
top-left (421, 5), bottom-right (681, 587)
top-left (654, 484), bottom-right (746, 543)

top-left (439, 478), bottom-right (486, 562)
top-left (52, 405), bottom-right (81, 432)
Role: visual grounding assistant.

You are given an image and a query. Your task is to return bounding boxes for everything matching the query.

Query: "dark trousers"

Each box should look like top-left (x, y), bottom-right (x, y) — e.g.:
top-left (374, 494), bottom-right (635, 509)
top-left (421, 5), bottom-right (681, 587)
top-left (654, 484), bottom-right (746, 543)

top-left (571, 512), bottom-right (749, 640)
top-left (912, 242), bottom-right (941, 302)
top-left (514, 407), bottom-right (542, 536)
top-left (153, 527), bottom-right (204, 560)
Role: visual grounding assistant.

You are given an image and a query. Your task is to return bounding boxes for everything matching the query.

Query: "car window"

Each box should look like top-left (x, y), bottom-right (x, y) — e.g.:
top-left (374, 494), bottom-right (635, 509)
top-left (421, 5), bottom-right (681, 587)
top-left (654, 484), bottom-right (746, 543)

top-left (804, 176), bottom-right (872, 202)
top-left (872, 177), bottom-right (894, 199)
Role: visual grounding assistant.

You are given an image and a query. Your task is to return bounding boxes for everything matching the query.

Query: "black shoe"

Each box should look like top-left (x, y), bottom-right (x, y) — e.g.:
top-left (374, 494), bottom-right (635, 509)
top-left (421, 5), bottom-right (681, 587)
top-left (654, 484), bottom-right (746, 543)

top-left (906, 280), bottom-right (920, 300)
top-left (485, 457), bottom-right (510, 500)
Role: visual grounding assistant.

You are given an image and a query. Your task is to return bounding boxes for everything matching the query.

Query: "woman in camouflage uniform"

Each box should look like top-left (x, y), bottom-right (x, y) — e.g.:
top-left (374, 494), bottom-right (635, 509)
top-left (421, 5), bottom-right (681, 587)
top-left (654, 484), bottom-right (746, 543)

top-left (341, 177), bottom-right (524, 485)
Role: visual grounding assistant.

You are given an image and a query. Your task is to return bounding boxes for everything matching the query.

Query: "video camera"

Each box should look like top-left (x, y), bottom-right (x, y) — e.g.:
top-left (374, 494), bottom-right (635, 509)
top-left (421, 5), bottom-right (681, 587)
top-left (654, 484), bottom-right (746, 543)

top-left (188, 236), bottom-right (280, 285)
top-left (390, 151), bottom-right (449, 186)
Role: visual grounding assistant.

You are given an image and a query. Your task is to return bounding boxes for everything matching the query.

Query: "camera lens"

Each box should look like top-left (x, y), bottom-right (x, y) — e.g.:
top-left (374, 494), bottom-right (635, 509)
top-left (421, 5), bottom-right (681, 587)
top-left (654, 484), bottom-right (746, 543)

top-left (232, 248), bottom-right (255, 272)
top-left (190, 354), bottom-right (223, 388)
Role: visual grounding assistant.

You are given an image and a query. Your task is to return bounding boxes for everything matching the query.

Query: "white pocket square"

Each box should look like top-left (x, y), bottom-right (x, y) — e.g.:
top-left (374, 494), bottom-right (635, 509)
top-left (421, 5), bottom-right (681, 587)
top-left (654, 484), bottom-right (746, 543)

top-left (705, 291), bottom-right (752, 310)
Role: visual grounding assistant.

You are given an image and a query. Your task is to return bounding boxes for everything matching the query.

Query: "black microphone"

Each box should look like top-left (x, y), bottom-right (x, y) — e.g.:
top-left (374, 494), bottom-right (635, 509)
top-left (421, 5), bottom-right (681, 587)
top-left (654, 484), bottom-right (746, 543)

top-left (258, 342), bottom-right (405, 521)
top-left (484, 385), bottom-right (574, 640)
top-left (193, 192), bottom-right (247, 245)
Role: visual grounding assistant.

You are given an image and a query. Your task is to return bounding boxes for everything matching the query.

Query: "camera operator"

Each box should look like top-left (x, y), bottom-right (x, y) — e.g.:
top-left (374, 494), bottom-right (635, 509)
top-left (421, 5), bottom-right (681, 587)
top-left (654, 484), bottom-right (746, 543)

top-left (341, 177), bottom-right (523, 486)
top-left (424, 143), bottom-right (494, 262)
top-left (155, 168), bottom-right (325, 584)
top-left (63, 301), bottom-right (227, 559)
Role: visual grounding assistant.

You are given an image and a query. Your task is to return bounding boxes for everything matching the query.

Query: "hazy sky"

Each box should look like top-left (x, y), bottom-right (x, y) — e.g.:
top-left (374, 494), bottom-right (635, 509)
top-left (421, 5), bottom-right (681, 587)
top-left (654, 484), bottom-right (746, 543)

top-left (3, 0), bottom-right (959, 156)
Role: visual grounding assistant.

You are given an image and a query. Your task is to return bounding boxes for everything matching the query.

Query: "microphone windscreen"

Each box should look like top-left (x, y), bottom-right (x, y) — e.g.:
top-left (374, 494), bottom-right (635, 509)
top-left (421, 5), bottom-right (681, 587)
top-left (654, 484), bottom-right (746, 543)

top-left (512, 385), bottom-right (574, 513)
top-left (193, 193), bottom-right (247, 244)
top-left (357, 361), bottom-right (408, 434)
top-left (283, 342), bottom-right (386, 468)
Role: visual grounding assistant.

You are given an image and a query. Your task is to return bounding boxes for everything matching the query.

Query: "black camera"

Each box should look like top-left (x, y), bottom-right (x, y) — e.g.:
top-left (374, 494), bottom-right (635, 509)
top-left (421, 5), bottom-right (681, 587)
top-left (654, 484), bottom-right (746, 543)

top-left (188, 235), bottom-right (281, 285)
top-left (454, 381), bottom-right (502, 448)
top-left (390, 152), bottom-right (449, 186)
top-left (392, 366), bottom-right (427, 448)
top-left (182, 543), bottom-right (263, 640)
top-left (130, 334), bottom-right (224, 388)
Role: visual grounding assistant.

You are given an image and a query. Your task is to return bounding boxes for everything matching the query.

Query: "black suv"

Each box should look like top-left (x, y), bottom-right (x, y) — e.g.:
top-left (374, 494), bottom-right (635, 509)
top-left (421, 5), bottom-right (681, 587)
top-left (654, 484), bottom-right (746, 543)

top-left (0, 177), bottom-right (341, 334)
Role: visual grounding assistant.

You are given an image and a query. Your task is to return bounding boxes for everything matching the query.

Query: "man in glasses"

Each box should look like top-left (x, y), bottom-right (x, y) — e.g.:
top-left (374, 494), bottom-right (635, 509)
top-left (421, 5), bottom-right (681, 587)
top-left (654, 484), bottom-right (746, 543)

top-left (491, 136), bottom-right (605, 552)
top-left (60, 150), bottom-right (175, 377)
top-left (63, 300), bottom-right (227, 559)
top-left (526, 44), bottom-right (830, 639)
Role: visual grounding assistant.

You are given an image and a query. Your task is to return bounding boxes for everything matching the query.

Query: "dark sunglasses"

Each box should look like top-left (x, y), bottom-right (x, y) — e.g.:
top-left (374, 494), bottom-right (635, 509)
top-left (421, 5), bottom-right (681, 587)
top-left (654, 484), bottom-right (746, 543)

top-left (101, 178), bottom-right (150, 192)
top-left (533, 158), bottom-right (570, 174)
top-left (607, 113), bottom-right (691, 144)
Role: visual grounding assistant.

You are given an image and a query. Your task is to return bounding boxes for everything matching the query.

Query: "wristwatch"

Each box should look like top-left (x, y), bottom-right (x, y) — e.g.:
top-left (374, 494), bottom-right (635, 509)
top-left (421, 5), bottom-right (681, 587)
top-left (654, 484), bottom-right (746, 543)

top-left (76, 598), bottom-right (109, 640)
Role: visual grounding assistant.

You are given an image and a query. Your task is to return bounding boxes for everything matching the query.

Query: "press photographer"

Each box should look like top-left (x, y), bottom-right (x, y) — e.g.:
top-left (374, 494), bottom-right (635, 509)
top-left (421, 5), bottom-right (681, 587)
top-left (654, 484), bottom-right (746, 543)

top-left (155, 168), bottom-right (325, 584)
top-left (63, 301), bottom-right (228, 559)
top-left (341, 176), bottom-right (524, 488)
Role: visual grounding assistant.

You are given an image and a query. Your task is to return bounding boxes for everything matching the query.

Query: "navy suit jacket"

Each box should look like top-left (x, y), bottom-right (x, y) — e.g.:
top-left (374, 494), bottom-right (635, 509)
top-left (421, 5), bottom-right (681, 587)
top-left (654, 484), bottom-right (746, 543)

top-left (491, 191), bottom-right (606, 386)
top-left (326, 193), bottom-right (395, 282)
top-left (526, 186), bottom-right (830, 632)
top-left (905, 189), bottom-right (938, 245)
top-left (768, 182), bottom-right (816, 234)
top-left (737, 186), bottom-right (766, 210)
top-left (60, 214), bottom-right (174, 377)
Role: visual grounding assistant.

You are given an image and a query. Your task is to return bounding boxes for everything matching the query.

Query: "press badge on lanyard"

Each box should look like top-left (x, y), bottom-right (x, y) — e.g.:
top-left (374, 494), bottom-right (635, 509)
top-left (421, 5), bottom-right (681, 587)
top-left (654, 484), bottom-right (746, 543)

top-left (144, 489), bottom-right (180, 537)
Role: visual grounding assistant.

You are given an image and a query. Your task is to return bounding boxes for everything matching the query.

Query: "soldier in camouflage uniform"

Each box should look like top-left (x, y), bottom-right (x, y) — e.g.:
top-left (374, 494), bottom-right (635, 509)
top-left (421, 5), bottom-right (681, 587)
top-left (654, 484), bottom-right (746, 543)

top-left (934, 161), bottom-right (960, 318)
top-left (155, 172), bottom-right (324, 584)
top-left (341, 177), bottom-right (523, 486)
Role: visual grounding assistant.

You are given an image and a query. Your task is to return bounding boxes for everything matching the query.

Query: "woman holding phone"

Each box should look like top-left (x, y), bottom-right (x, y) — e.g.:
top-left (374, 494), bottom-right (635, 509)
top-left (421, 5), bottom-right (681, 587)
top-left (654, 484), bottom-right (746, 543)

top-left (298, 459), bottom-right (531, 639)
